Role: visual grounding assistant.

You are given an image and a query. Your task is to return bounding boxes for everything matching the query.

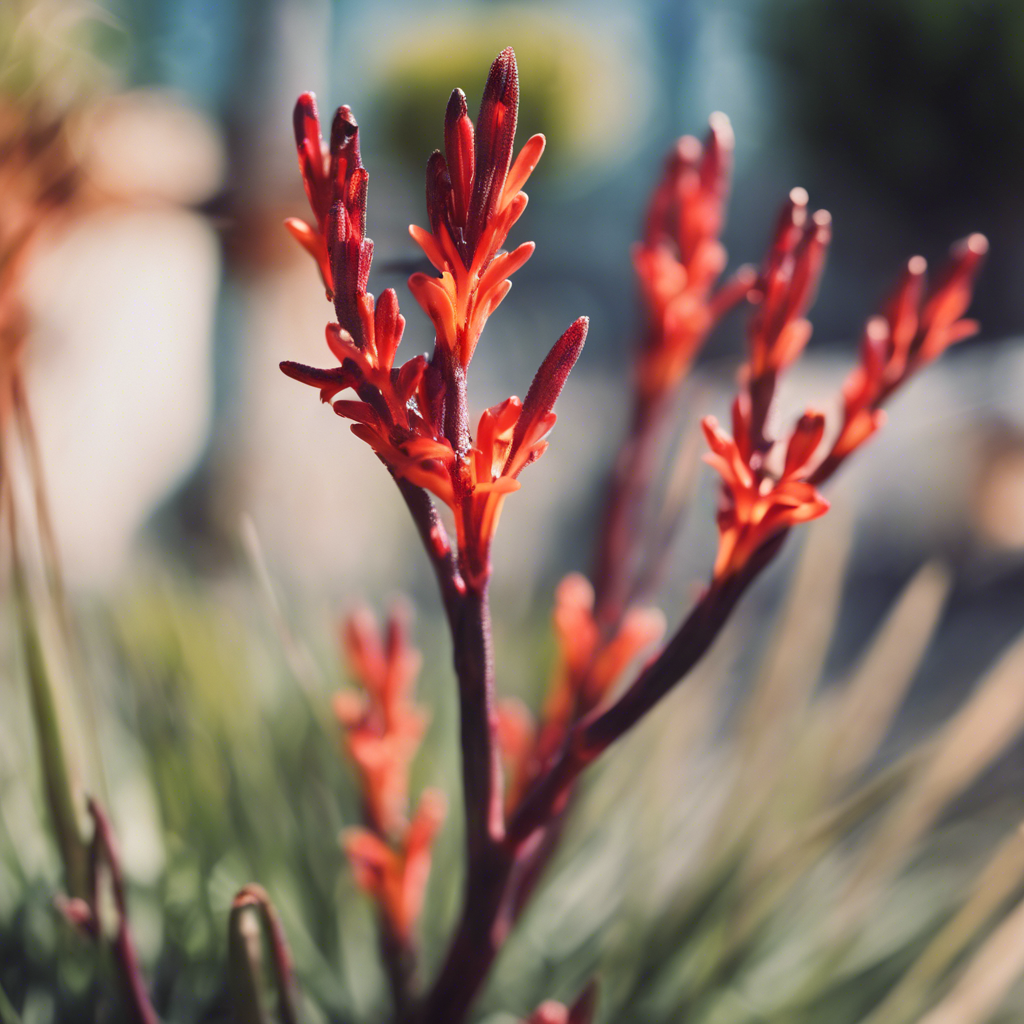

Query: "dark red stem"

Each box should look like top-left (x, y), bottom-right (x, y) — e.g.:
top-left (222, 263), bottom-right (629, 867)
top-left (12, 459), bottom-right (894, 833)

top-left (416, 535), bottom-right (785, 1024)
top-left (88, 800), bottom-right (161, 1024)
top-left (591, 394), bottom-right (666, 629)
top-left (452, 583), bottom-right (505, 866)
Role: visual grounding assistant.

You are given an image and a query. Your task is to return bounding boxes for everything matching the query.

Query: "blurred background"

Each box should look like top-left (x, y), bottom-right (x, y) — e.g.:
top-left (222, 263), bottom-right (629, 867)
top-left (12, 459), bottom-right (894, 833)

top-left (5, 0), bottom-right (1024, 1021)
top-left (13, 0), bottom-right (1024, 602)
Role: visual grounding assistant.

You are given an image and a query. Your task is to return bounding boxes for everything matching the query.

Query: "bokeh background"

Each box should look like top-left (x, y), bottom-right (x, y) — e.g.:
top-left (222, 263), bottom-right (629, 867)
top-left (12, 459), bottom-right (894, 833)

top-left (18, 0), bottom-right (1024, 603)
top-left (5, 0), bottom-right (1024, 1021)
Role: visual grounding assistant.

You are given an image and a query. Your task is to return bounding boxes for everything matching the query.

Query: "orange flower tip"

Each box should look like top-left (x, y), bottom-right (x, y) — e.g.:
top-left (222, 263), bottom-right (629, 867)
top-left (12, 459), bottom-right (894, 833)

top-left (700, 413), bottom-right (721, 437)
top-left (907, 254), bottom-right (928, 276)
top-left (864, 315), bottom-right (889, 343)
top-left (963, 232), bottom-right (989, 257)
top-left (677, 134), bottom-right (702, 163)
top-left (528, 1002), bottom-right (569, 1024)
top-left (707, 110), bottom-right (734, 145)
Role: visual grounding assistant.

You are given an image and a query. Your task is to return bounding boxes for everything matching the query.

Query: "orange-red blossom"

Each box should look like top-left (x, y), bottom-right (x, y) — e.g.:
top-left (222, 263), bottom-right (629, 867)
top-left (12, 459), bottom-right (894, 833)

top-left (344, 789), bottom-right (446, 945)
top-left (703, 401), bottom-right (829, 581)
top-left (822, 233), bottom-right (988, 473)
top-left (497, 573), bottom-right (665, 807)
top-left (408, 47), bottom-right (545, 372)
top-left (335, 605), bottom-right (445, 947)
top-left (702, 202), bottom-right (986, 582)
top-left (334, 605), bottom-right (426, 837)
top-left (634, 114), bottom-right (755, 402)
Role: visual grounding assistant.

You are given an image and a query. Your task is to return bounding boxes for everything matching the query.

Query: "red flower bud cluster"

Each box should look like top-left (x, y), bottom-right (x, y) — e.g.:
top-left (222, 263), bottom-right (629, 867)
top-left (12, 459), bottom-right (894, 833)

top-left (409, 48), bottom-right (546, 372)
top-left (702, 190), bottom-right (986, 582)
top-left (281, 48), bottom-right (586, 591)
top-left (815, 233), bottom-right (988, 480)
top-left (634, 114), bottom-right (756, 404)
top-left (335, 605), bottom-right (445, 945)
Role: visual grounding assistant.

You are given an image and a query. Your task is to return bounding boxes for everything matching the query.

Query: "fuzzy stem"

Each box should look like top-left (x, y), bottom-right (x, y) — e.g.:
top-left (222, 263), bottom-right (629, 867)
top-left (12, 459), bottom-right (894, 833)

top-left (453, 583), bottom-right (505, 865)
top-left (591, 395), bottom-right (665, 629)
top-left (395, 478), bottom-right (464, 625)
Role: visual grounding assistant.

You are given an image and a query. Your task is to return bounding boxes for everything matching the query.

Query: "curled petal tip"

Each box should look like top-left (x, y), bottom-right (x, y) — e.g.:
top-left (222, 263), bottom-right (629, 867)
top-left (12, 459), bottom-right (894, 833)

top-left (707, 110), bottom-right (734, 145)
top-left (907, 254), bottom-right (928, 275)
top-left (789, 186), bottom-right (809, 207)
top-left (812, 208), bottom-right (832, 228)
top-left (330, 105), bottom-right (359, 149)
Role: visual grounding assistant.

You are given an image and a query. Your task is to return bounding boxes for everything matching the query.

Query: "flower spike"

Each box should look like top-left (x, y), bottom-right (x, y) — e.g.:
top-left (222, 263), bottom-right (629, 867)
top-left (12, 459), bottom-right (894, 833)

top-left (702, 409), bottom-right (830, 581)
top-left (409, 46), bottom-right (545, 371)
top-left (282, 54), bottom-right (584, 601)
top-left (634, 114), bottom-right (756, 402)
top-left (334, 604), bottom-right (426, 837)
top-left (811, 234), bottom-right (988, 482)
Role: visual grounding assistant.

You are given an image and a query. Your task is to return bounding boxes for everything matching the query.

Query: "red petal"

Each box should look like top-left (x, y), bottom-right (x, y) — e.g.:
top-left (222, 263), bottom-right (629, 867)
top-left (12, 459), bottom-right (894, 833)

top-left (467, 47), bottom-right (519, 252)
top-left (444, 88), bottom-right (475, 227)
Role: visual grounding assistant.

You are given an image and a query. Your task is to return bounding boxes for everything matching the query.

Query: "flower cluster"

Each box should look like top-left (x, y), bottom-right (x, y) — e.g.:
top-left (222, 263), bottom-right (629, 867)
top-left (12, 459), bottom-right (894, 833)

top-left (815, 233), bottom-right (989, 480)
top-left (333, 605), bottom-right (426, 835)
top-left (634, 114), bottom-right (755, 404)
top-left (702, 190), bottom-right (987, 582)
top-left (698, 187), bottom-right (833, 581)
top-left (495, 574), bottom-right (666, 812)
top-left (345, 790), bottom-right (446, 946)
top-left (408, 47), bottom-right (546, 373)
top-left (703, 405), bottom-right (830, 580)
top-left (335, 605), bottom-right (444, 945)
top-left (544, 574), bottom-right (664, 748)
top-left (281, 48), bottom-right (586, 590)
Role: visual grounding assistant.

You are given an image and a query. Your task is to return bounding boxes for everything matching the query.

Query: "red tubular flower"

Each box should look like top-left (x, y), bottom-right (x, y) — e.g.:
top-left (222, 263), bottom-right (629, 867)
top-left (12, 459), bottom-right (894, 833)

top-left (287, 95), bottom-right (370, 341)
top-left (703, 403), bottom-right (830, 581)
top-left (524, 985), bottom-right (597, 1024)
top-left (635, 114), bottom-right (756, 402)
top-left (817, 234), bottom-right (988, 477)
top-left (334, 605), bottom-right (426, 837)
top-left (282, 94), bottom-right (443, 486)
top-left (408, 46), bottom-right (545, 371)
top-left (545, 573), bottom-right (664, 728)
top-left (344, 789), bottom-right (446, 944)
top-left (453, 316), bottom-right (588, 588)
